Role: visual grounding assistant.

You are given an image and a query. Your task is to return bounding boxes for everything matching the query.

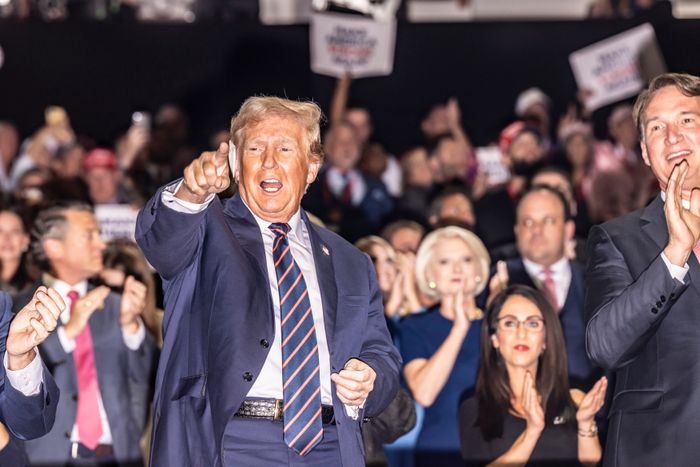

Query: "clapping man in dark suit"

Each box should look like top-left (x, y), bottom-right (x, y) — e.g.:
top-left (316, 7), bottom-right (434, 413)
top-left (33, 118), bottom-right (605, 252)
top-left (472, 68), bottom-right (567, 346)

top-left (586, 73), bottom-right (700, 465)
top-left (16, 203), bottom-right (155, 466)
top-left (136, 96), bottom-right (401, 466)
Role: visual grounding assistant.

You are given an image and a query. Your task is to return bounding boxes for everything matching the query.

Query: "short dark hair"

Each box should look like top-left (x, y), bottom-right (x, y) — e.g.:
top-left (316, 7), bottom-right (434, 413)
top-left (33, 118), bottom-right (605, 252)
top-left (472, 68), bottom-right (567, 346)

top-left (30, 202), bottom-right (93, 272)
top-left (634, 73), bottom-right (700, 142)
top-left (517, 184), bottom-right (572, 221)
top-left (475, 285), bottom-right (576, 440)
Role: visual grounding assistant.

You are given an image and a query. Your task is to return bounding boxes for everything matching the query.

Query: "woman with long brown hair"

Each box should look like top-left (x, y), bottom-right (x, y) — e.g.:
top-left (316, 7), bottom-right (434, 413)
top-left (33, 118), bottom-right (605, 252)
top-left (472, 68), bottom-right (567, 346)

top-left (459, 285), bottom-right (607, 466)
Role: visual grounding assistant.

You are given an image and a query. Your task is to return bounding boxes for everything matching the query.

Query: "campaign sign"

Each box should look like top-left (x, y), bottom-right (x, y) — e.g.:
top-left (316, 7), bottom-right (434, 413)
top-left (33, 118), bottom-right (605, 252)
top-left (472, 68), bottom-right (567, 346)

top-left (310, 12), bottom-right (396, 78)
top-left (569, 23), bottom-right (666, 111)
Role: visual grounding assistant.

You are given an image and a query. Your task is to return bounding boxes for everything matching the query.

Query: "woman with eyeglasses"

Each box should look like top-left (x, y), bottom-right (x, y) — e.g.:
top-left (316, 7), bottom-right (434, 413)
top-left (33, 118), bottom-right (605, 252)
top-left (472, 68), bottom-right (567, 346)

top-left (459, 285), bottom-right (607, 467)
top-left (400, 226), bottom-right (490, 466)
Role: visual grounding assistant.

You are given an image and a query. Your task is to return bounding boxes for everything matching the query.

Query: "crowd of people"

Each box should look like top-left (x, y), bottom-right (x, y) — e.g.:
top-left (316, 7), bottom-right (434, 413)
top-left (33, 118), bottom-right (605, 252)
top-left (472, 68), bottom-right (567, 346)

top-left (0, 64), bottom-right (668, 466)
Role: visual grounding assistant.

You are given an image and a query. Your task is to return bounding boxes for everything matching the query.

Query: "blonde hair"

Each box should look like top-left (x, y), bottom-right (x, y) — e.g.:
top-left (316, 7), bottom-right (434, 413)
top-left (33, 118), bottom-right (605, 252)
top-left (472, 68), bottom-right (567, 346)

top-left (415, 226), bottom-right (490, 299)
top-left (355, 235), bottom-right (396, 262)
top-left (230, 96), bottom-right (324, 163)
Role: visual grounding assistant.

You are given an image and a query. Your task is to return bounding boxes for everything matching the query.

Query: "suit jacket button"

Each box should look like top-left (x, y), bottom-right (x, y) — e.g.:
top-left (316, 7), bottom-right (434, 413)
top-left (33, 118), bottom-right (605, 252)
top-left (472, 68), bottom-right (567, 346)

top-left (243, 372), bottom-right (253, 382)
top-left (656, 301), bottom-right (662, 308)
top-left (651, 307), bottom-right (658, 314)
top-left (64, 432), bottom-right (71, 439)
top-left (72, 393), bottom-right (78, 401)
top-left (660, 295), bottom-right (666, 302)
top-left (260, 339), bottom-right (269, 348)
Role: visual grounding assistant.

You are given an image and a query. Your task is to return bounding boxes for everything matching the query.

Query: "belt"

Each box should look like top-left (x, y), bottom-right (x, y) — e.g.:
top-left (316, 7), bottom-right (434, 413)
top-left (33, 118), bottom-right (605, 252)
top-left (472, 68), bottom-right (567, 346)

top-left (234, 399), bottom-right (335, 424)
top-left (70, 441), bottom-right (114, 459)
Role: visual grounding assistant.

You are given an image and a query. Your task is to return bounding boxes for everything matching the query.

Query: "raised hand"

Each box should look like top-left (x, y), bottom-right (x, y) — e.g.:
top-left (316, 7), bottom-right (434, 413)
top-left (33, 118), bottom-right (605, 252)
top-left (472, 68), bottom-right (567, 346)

top-left (522, 371), bottom-right (545, 434)
top-left (384, 272), bottom-right (404, 318)
top-left (576, 376), bottom-right (608, 428)
top-left (63, 286), bottom-right (110, 340)
top-left (7, 287), bottom-right (65, 370)
top-left (330, 358), bottom-right (376, 407)
top-left (120, 276), bottom-right (147, 334)
top-left (177, 142), bottom-right (231, 203)
top-left (664, 160), bottom-right (700, 266)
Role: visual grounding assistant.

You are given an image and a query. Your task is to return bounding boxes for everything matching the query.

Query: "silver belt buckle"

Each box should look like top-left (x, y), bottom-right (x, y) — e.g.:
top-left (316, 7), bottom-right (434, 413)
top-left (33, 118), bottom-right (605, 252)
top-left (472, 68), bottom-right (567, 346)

top-left (274, 399), bottom-right (283, 420)
top-left (71, 441), bottom-right (79, 459)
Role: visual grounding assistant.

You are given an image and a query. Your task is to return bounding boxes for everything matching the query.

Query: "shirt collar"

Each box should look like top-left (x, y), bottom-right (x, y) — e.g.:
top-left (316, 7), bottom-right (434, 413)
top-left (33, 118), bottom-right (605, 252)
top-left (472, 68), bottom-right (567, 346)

top-left (241, 197), bottom-right (304, 241)
top-left (522, 256), bottom-right (569, 277)
top-left (660, 192), bottom-right (691, 210)
top-left (43, 274), bottom-right (88, 297)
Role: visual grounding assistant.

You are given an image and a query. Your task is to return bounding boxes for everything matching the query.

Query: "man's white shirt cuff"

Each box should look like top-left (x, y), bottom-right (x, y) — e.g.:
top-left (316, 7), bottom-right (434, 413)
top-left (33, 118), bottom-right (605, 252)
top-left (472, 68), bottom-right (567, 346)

top-left (3, 350), bottom-right (43, 396)
top-left (162, 180), bottom-right (215, 214)
top-left (122, 318), bottom-right (146, 350)
top-left (661, 252), bottom-right (690, 282)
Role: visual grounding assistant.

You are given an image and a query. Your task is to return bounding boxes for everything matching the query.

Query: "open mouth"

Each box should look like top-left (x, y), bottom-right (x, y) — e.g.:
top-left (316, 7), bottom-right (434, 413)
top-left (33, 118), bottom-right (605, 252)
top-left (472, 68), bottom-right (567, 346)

top-left (260, 179), bottom-right (282, 193)
top-left (667, 150), bottom-right (692, 162)
top-left (514, 345), bottom-right (530, 351)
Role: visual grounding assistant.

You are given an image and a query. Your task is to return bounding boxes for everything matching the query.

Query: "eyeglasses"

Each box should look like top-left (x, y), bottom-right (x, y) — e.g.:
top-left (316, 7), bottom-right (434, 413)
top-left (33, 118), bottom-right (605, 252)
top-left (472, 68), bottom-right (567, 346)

top-left (495, 315), bottom-right (545, 333)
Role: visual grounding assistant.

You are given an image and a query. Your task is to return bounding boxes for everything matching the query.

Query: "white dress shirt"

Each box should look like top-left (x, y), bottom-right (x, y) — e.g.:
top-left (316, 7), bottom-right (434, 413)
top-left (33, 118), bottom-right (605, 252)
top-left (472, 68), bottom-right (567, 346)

top-left (326, 167), bottom-right (366, 206)
top-left (52, 278), bottom-right (146, 445)
top-left (162, 182), bottom-right (347, 411)
top-left (522, 256), bottom-right (572, 309)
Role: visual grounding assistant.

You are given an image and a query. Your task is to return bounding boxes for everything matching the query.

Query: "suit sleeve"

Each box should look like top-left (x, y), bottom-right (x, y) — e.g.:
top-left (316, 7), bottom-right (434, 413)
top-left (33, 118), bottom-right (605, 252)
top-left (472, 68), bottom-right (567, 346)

top-left (0, 294), bottom-right (59, 440)
top-left (356, 254), bottom-right (401, 417)
top-left (135, 182), bottom-right (209, 280)
top-left (584, 225), bottom-right (688, 370)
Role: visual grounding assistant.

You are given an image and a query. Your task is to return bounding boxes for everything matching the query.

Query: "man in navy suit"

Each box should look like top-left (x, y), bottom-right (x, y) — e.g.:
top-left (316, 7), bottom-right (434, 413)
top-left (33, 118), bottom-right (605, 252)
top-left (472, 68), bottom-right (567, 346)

top-left (586, 73), bottom-right (700, 466)
top-left (136, 97), bottom-right (401, 466)
top-left (489, 185), bottom-right (595, 388)
top-left (16, 203), bottom-right (155, 466)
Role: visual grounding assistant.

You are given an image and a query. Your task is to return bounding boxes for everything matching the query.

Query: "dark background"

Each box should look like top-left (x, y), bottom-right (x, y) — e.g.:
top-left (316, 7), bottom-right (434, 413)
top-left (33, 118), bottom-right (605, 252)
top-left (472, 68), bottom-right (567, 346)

top-left (1, 3), bottom-right (697, 154)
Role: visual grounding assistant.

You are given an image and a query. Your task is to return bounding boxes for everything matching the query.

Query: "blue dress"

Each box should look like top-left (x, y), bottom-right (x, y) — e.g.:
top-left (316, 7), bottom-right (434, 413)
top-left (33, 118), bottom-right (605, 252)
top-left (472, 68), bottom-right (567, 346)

top-left (400, 304), bottom-right (481, 466)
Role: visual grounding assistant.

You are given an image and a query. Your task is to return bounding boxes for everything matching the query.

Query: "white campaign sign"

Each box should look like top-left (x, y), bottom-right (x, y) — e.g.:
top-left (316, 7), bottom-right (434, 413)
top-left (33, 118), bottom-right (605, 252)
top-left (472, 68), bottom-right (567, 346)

top-left (94, 204), bottom-right (138, 242)
top-left (310, 12), bottom-right (396, 78)
top-left (569, 23), bottom-right (666, 111)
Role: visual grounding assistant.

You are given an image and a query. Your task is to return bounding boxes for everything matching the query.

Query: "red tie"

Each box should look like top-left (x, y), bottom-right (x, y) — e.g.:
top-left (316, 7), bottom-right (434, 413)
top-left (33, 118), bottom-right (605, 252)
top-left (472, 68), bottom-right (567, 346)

top-left (340, 173), bottom-right (352, 205)
top-left (541, 267), bottom-right (559, 311)
top-left (67, 290), bottom-right (103, 449)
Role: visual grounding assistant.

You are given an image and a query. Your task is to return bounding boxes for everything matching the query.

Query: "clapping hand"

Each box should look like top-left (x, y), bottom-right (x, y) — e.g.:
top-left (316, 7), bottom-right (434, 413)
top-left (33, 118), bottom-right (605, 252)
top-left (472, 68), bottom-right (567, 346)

top-left (120, 276), bottom-right (147, 334)
top-left (63, 286), bottom-right (110, 340)
top-left (522, 371), bottom-right (545, 435)
top-left (576, 376), bottom-right (608, 429)
top-left (6, 287), bottom-right (65, 370)
top-left (663, 160), bottom-right (700, 266)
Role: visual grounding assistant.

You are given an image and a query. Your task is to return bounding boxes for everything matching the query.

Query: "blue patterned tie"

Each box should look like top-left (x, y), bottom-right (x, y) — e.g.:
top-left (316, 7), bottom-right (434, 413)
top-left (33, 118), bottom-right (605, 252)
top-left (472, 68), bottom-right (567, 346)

top-left (269, 223), bottom-right (324, 456)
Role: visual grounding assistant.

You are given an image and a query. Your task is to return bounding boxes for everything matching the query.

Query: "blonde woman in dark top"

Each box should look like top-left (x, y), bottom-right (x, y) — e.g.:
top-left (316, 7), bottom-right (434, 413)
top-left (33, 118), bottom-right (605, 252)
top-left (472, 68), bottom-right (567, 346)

top-left (459, 285), bottom-right (607, 467)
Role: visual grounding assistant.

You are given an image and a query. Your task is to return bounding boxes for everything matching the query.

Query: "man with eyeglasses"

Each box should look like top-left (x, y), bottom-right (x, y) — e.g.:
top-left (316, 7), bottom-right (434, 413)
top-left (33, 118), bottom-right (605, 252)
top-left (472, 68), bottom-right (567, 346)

top-left (488, 185), bottom-right (596, 390)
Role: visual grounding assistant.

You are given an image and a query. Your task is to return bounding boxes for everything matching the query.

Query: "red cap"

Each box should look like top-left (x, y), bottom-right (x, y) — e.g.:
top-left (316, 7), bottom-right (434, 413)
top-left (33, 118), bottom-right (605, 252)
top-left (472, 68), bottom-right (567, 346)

top-left (83, 148), bottom-right (117, 172)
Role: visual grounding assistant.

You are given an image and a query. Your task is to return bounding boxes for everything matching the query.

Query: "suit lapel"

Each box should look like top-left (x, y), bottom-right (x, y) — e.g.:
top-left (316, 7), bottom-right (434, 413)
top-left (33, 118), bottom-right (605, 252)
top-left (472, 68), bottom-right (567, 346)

top-left (223, 195), bottom-right (272, 287)
top-left (641, 196), bottom-right (700, 295)
top-left (302, 212), bottom-right (337, 352)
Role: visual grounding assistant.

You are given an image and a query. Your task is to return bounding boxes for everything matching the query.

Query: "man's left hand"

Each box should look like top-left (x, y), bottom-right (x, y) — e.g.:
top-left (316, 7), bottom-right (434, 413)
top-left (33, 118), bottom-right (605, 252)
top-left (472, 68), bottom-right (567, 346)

top-left (330, 358), bottom-right (376, 407)
top-left (7, 286), bottom-right (65, 370)
top-left (120, 276), bottom-right (146, 334)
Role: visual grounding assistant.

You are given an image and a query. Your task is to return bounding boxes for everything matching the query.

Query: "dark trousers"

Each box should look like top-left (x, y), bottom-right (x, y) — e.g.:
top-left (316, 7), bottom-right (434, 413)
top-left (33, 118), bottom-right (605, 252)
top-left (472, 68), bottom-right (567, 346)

top-left (222, 417), bottom-right (343, 466)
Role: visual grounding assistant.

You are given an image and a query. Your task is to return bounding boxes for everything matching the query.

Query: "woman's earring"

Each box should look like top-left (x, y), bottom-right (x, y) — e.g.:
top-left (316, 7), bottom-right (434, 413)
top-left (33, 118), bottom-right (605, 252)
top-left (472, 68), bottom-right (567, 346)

top-left (428, 281), bottom-right (436, 289)
top-left (474, 276), bottom-right (481, 284)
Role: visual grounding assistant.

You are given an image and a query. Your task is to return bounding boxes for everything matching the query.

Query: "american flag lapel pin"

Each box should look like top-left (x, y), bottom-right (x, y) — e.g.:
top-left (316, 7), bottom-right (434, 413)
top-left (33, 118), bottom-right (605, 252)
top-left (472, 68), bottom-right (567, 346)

top-left (322, 245), bottom-right (330, 256)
